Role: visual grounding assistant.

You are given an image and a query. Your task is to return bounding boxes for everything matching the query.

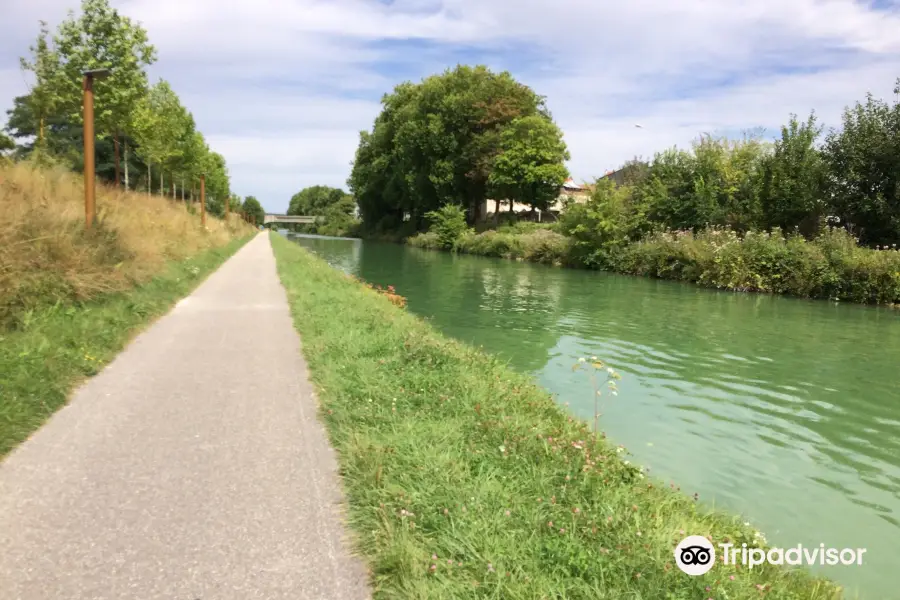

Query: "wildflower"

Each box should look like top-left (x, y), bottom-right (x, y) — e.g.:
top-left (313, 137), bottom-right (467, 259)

top-left (559, 528), bottom-right (566, 533)
top-left (504, 510), bottom-right (511, 517)
top-left (729, 575), bottom-right (735, 581)
top-left (429, 564), bottom-right (436, 573)
top-left (432, 554), bottom-right (438, 560)
top-left (548, 521), bottom-right (554, 527)
top-left (573, 507), bottom-right (581, 515)
top-left (487, 563), bottom-right (495, 573)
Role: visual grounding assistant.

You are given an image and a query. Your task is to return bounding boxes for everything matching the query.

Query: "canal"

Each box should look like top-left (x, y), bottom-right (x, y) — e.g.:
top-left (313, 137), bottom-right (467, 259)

top-left (286, 233), bottom-right (899, 598)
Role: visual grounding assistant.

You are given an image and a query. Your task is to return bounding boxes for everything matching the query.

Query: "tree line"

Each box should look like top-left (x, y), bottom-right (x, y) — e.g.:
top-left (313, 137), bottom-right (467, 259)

top-left (285, 185), bottom-right (358, 236)
top-left (1, 0), bottom-right (264, 224)
top-left (349, 64), bottom-right (900, 249)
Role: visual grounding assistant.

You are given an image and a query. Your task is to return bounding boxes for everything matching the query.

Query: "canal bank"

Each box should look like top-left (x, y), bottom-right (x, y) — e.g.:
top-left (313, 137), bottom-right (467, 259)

top-left (285, 231), bottom-right (899, 599)
top-left (271, 233), bottom-right (842, 598)
top-left (404, 224), bottom-right (900, 308)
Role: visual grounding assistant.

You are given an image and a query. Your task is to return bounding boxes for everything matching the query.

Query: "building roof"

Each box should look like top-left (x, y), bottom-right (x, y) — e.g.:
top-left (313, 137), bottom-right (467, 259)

top-left (562, 177), bottom-right (583, 190)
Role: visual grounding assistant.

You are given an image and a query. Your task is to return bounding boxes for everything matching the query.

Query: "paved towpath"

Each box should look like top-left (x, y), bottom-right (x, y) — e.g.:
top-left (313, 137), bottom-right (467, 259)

top-left (0, 233), bottom-right (371, 600)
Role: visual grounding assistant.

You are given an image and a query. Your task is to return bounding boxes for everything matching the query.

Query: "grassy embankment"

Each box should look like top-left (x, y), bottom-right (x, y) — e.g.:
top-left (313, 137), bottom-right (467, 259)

top-left (408, 222), bottom-right (900, 306)
top-left (0, 163), bottom-right (253, 456)
top-left (271, 232), bottom-right (843, 599)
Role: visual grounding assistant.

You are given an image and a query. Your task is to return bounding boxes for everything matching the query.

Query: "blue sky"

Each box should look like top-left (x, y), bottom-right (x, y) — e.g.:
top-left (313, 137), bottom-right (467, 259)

top-left (2, 0), bottom-right (899, 213)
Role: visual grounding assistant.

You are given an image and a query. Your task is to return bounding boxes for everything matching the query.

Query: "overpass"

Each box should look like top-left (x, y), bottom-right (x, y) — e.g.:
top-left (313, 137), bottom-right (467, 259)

top-left (263, 214), bottom-right (319, 225)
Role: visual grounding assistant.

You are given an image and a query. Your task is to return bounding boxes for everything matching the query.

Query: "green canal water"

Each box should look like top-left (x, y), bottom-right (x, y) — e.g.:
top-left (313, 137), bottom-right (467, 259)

top-left (287, 233), bottom-right (899, 598)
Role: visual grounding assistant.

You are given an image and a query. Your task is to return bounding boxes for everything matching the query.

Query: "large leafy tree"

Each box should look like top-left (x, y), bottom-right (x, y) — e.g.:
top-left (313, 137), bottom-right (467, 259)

top-left (52, 0), bottom-right (156, 186)
top-left (488, 115), bottom-right (570, 215)
top-left (349, 65), bottom-right (552, 230)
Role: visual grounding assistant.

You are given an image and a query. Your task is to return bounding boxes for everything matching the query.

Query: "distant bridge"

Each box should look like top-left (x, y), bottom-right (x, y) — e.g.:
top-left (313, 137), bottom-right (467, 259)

top-left (263, 214), bottom-right (319, 225)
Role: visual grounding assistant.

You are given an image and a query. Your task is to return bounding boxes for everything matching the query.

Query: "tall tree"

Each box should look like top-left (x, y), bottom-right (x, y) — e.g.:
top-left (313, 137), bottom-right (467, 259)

top-left (349, 65), bottom-right (551, 230)
top-left (53, 0), bottom-right (156, 186)
top-left (488, 115), bottom-right (570, 215)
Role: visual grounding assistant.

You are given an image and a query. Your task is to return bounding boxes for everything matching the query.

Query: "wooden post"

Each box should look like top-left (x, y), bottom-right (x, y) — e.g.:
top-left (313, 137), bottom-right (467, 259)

top-left (200, 174), bottom-right (207, 228)
top-left (83, 74), bottom-right (96, 229)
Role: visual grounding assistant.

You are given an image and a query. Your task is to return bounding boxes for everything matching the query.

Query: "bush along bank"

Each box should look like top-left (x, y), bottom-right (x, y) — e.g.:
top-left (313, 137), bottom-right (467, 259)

top-left (406, 205), bottom-right (900, 306)
top-left (270, 233), bottom-right (843, 599)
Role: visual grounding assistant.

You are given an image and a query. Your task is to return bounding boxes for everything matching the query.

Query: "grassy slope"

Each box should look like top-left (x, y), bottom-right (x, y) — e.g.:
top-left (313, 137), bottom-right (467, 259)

top-left (271, 233), bottom-right (843, 600)
top-left (0, 236), bottom-right (250, 456)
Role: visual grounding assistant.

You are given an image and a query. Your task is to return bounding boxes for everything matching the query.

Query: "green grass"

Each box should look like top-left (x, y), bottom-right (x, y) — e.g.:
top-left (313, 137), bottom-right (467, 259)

top-left (270, 232), bottom-right (844, 600)
top-left (0, 235), bottom-right (252, 457)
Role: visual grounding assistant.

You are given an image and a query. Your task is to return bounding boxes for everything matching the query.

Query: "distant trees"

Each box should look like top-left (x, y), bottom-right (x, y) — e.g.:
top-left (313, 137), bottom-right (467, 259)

top-left (348, 65), bottom-right (568, 232)
top-left (287, 185), bottom-right (357, 235)
top-left (4, 0), bottom-right (232, 201)
top-left (241, 196), bottom-right (265, 226)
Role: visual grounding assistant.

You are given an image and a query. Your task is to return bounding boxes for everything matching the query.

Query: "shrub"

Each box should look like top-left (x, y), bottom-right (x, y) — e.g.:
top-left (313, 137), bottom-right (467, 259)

top-left (424, 204), bottom-right (469, 250)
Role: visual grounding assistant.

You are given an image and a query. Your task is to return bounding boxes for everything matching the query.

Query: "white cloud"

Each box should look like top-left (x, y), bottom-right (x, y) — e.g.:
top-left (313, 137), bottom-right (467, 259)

top-left (2, 0), bottom-right (899, 211)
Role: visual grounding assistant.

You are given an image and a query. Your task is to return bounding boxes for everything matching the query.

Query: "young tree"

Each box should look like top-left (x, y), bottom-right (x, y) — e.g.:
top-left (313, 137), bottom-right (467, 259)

top-left (131, 80), bottom-right (184, 196)
top-left (53, 0), bottom-right (156, 186)
top-left (488, 115), bottom-right (570, 216)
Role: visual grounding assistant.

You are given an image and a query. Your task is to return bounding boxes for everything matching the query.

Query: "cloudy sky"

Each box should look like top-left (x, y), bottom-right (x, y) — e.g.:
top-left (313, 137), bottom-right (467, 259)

top-left (2, 0), bottom-right (899, 212)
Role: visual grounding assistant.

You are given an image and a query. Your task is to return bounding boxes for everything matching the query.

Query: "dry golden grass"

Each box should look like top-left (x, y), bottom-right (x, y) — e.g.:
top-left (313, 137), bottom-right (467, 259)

top-left (0, 161), bottom-right (252, 327)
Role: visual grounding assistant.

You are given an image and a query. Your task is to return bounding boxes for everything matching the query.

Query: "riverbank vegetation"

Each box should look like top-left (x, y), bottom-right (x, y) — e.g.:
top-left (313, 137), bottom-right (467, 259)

top-left (271, 233), bottom-right (842, 599)
top-left (0, 162), bottom-right (253, 455)
top-left (349, 65), bottom-right (900, 304)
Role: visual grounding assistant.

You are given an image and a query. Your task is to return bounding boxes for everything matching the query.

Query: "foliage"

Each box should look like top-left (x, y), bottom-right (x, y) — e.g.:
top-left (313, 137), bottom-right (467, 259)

top-left (0, 133), bottom-right (13, 155)
top-left (52, 0), bottom-right (157, 138)
top-left (349, 65), bottom-right (562, 230)
top-left (760, 113), bottom-right (826, 235)
top-left (488, 115), bottom-right (570, 213)
top-left (423, 204), bottom-right (469, 250)
top-left (558, 177), bottom-right (647, 268)
top-left (822, 79), bottom-right (900, 246)
top-left (614, 226), bottom-right (900, 304)
top-left (270, 234), bottom-right (842, 599)
top-left (241, 196), bottom-right (265, 226)
top-left (288, 185), bottom-right (358, 236)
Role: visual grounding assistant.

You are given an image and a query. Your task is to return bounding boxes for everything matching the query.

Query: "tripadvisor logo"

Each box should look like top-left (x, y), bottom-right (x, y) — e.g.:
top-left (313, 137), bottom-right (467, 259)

top-left (674, 535), bottom-right (868, 576)
top-left (674, 535), bottom-right (716, 575)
